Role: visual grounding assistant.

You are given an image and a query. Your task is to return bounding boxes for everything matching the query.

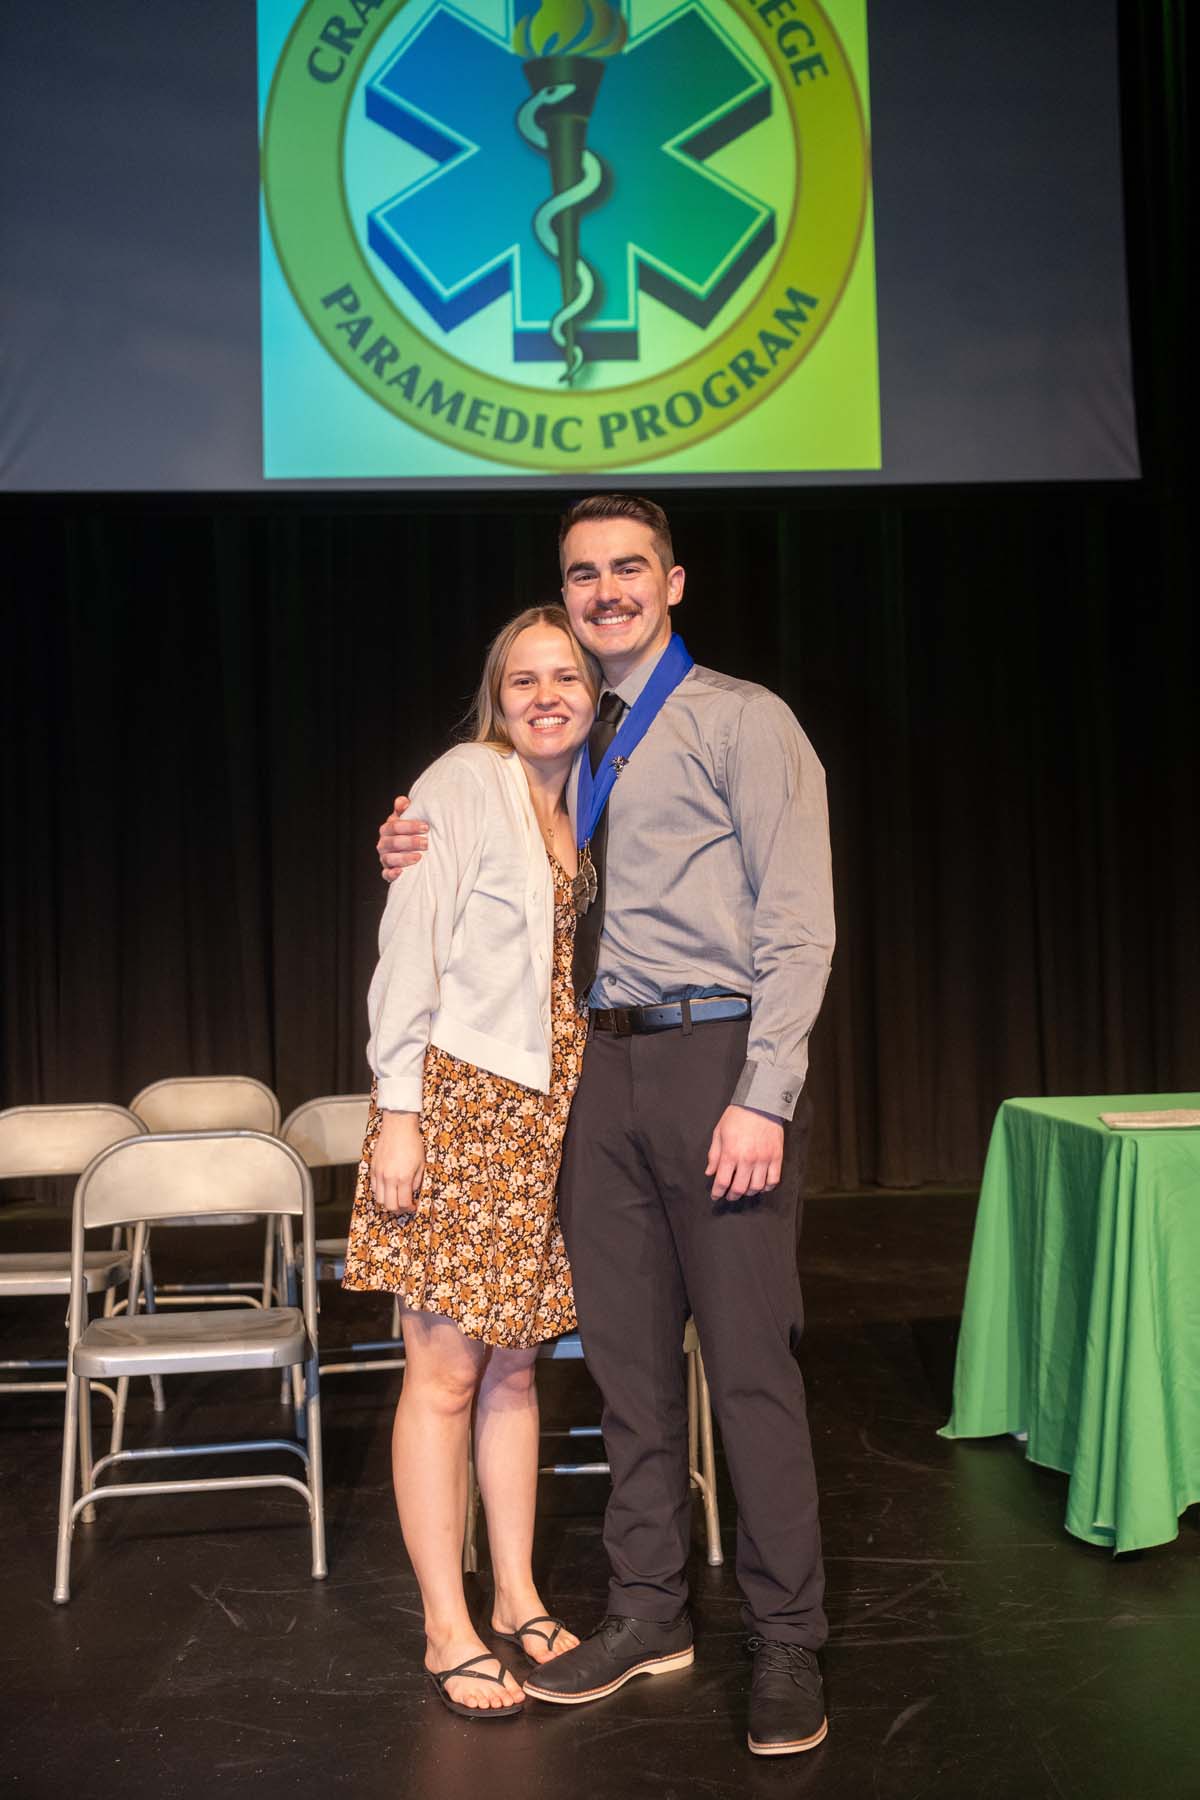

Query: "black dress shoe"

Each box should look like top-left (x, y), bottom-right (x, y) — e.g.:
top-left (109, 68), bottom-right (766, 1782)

top-left (746, 1636), bottom-right (828, 1755)
top-left (522, 1612), bottom-right (693, 1705)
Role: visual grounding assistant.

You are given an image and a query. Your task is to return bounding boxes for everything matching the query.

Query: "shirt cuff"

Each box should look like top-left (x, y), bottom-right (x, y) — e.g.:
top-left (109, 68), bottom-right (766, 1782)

top-left (730, 1059), bottom-right (803, 1121)
top-left (375, 1074), bottom-right (422, 1114)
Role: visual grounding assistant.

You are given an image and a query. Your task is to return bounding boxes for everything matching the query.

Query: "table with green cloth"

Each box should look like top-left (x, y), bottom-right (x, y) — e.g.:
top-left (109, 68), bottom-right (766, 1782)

top-left (941, 1094), bottom-right (1200, 1552)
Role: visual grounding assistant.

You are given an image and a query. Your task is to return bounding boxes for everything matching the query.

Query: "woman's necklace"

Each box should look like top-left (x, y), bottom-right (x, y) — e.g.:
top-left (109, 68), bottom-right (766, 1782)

top-left (539, 809), bottom-right (566, 857)
top-left (535, 801), bottom-right (578, 883)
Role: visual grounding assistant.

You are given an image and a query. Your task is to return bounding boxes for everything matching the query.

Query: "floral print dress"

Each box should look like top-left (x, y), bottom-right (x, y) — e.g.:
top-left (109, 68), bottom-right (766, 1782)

top-left (342, 854), bottom-right (586, 1348)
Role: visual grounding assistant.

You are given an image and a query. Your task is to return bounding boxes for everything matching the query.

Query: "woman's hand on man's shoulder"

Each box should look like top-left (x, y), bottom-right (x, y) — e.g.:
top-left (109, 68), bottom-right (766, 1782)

top-left (378, 795), bottom-right (429, 880)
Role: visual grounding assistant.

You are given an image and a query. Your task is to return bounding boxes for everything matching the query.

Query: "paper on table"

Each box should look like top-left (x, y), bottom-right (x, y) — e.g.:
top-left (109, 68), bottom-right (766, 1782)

top-left (1099, 1109), bottom-right (1200, 1129)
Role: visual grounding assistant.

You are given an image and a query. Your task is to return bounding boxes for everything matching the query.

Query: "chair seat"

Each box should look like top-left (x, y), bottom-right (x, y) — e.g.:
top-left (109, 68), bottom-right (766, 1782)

top-left (540, 1323), bottom-right (700, 1360)
top-left (150, 1212), bottom-right (261, 1228)
top-left (73, 1306), bottom-right (308, 1378)
top-left (302, 1236), bottom-right (348, 1280)
top-left (0, 1250), bottom-right (130, 1297)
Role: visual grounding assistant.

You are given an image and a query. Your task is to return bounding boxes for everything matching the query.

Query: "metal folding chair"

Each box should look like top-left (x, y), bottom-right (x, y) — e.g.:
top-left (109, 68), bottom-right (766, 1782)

top-left (462, 1323), bottom-right (724, 1572)
top-left (279, 1095), bottom-right (405, 1381)
top-left (0, 1103), bottom-right (155, 1454)
top-left (126, 1077), bottom-right (282, 1309)
top-left (54, 1129), bottom-right (326, 1603)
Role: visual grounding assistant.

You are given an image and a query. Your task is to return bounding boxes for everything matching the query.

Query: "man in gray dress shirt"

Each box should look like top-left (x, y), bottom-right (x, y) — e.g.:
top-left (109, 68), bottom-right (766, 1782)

top-left (378, 495), bottom-right (835, 1755)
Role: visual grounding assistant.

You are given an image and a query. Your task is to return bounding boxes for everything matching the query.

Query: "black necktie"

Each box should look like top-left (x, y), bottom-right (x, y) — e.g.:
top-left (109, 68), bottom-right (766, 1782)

top-left (572, 690), bottom-right (626, 1002)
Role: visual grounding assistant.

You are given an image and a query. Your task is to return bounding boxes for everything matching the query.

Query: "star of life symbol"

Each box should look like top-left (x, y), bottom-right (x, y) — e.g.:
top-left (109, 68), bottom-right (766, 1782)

top-left (260, 0), bottom-right (872, 472)
top-left (364, 0), bottom-right (774, 383)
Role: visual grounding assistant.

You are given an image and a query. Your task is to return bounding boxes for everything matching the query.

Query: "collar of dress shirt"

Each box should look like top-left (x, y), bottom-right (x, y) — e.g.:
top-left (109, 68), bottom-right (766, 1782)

top-left (608, 639), bottom-right (674, 712)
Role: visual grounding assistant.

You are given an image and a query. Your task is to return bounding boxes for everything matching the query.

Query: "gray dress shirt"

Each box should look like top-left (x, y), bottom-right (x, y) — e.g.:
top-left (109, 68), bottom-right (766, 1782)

top-left (576, 650), bottom-right (835, 1121)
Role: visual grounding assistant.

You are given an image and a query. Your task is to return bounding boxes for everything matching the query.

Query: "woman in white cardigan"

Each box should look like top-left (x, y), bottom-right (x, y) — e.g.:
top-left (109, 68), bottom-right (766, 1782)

top-left (344, 606), bottom-right (597, 1719)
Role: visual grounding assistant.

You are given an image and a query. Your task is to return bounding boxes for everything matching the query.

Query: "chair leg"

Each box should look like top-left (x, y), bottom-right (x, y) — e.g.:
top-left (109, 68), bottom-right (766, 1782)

top-left (687, 1347), bottom-right (699, 1476)
top-left (54, 1374), bottom-right (82, 1603)
top-left (261, 1218), bottom-right (276, 1308)
top-left (305, 1359), bottom-right (328, 1580)
top-left (78, 1378), bottom-right (97, 1525)
top-left (111, 1224), bottom-right (147, 1457)
top-left (102, 1228), bottom-right (123, 1317)
top-left (462, 1419), bottom-right (480, 1574)
top-left (694, 1347), bottom-right (723, 1567)
top-left (391, 1295), bottom-right (402, 1339)
top-left (286, 1229), bottom-right (304, 1410)
top-left (111, 1379), bottom-right (130, 1458)
top-left (279, 1220), bottom-right (303, 1408)
top-left (111, 1360), bottom-right (141, 1458)
top-left (140, 1250), bottom-right (166, 1413)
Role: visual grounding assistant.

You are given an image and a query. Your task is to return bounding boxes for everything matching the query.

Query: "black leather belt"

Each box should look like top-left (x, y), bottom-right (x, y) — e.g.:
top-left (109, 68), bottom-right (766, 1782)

top-left (590, 995), bottom-right (751, 1036)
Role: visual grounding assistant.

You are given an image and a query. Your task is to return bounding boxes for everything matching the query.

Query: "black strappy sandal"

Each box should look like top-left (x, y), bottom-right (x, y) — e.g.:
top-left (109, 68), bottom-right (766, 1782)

top-left (493, 1614), bottom-right (570, 1659)
top-left (427, 1652), bottom-right (525, 1720)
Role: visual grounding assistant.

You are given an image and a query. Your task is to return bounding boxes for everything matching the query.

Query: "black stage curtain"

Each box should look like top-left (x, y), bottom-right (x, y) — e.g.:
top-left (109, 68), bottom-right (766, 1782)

top-left (1, 3), bottom-right (1193, 1192)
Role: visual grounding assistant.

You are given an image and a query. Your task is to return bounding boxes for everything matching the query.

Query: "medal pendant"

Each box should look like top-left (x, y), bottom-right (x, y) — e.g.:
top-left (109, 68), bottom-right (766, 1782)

top-left (572, 842), bottom-right (599, 915)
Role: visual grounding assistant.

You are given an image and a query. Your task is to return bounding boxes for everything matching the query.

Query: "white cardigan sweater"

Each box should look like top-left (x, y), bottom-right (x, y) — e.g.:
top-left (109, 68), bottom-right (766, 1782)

top-left (367, 743), bottom-right (556, 1112)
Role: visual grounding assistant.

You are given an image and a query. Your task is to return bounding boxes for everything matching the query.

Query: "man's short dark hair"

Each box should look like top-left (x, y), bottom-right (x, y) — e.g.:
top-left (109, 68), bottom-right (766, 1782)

top-left (558, 494), bottom-right (675, 572)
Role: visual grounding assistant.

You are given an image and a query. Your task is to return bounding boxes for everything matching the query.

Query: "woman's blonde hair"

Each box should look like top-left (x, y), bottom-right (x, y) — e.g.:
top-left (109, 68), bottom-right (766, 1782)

top-left (468, 605), bottom-right (601, 751)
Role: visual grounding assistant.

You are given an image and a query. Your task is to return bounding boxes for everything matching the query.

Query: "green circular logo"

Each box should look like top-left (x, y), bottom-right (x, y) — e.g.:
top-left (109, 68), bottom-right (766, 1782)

top-left (262, 0), bottom-right (870, 470)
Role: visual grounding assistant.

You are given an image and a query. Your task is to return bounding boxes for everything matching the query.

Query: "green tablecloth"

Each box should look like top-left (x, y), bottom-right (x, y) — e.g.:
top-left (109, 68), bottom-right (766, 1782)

top-left (941, 1094), bottom-right (1200, 1551)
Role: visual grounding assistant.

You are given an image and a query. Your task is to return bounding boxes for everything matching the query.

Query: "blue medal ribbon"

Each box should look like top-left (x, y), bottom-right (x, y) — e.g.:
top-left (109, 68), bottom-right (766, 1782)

top-left (576, 634), bottom-right (694, 848)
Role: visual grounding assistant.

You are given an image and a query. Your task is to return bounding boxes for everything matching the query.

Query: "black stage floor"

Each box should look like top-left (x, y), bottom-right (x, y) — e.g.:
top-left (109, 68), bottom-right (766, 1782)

top-left (2, 1192), bottom-right (1196, 1800)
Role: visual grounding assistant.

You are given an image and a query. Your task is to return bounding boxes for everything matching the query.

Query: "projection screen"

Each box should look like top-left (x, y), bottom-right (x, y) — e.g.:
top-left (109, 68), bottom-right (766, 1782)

top-left (0, 0), bottom-right (1139, 489)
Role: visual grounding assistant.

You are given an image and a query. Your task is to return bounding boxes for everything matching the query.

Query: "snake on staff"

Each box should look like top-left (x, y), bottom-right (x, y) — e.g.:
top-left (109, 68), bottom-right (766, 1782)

top-left (516, 82), bottom-right (603, 382)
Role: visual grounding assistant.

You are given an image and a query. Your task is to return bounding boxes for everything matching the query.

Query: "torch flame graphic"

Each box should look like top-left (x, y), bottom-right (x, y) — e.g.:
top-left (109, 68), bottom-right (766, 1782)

top-left (514, 0), bottom-right (626, 382)
top-left (514, 0), bottom-right (627, 60)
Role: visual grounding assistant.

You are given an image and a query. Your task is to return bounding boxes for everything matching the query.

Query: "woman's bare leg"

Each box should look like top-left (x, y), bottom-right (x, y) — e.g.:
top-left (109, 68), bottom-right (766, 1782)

top-left (479, 1346), bottom-right (579, 1664)
top-left (393, 1308), bottom-right (523, 1709)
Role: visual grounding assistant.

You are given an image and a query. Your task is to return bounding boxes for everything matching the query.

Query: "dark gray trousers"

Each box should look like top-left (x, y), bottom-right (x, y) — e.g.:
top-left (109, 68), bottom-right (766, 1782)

top-left (557, 1017), bottom-right (827, 1647)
